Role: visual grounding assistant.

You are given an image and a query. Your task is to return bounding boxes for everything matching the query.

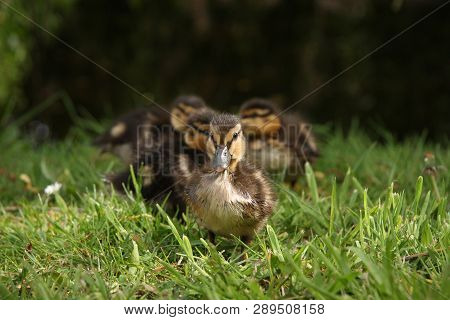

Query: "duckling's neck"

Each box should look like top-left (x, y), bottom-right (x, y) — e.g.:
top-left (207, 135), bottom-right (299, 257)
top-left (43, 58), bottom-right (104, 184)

top-left (205, 169), bottom-right (231, 183)
top-left (196, 168), bottom-right (253, 210)
top-left (208, 163), bottom-right (239, 178)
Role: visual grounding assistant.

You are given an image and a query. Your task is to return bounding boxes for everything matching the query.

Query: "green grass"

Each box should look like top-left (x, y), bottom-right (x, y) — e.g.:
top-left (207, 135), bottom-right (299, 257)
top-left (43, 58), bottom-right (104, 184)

top-left (0, 122), bottom-right (448, 299)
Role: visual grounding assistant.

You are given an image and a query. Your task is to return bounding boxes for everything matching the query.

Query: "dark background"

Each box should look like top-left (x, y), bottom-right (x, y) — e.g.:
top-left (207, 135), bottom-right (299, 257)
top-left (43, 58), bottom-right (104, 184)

top-left (1, 0), bottom-right (449, 140)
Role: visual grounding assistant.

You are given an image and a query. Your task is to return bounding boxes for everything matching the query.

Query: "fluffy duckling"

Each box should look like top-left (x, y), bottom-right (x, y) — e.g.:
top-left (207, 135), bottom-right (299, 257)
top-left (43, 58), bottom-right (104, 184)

top-left (109, 131), bottom-right (186, 209)
top-left (170, 110), bottom-right (217, 203)
top-left (133, 96), bottom-right (213, 204)
top-left (94, 107), bottom-right (170, 164)
top-left (178, 113), bottom-right (277, 243)
top-left (240, 98), bottom-right (319, 184)
top-left (109, 95), bottom-right (210, 208)
top-left (95, 94), bottom-right (205, 164)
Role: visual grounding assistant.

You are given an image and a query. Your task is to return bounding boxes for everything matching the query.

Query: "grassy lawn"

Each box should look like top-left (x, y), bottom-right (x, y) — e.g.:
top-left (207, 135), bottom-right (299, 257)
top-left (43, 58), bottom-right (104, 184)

top-left (0, 122), bottom-right (448, 299)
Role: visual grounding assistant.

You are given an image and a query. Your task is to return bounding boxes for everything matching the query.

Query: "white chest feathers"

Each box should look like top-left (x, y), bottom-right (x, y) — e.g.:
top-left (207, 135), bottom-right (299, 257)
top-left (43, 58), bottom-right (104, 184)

top-left (190, 172), bottom-right (255, 236)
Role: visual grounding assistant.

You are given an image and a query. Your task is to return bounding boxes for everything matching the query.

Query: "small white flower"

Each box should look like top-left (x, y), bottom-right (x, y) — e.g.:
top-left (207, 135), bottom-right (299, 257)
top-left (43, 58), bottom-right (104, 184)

top-left (44, 182), bottom-right (62, 195)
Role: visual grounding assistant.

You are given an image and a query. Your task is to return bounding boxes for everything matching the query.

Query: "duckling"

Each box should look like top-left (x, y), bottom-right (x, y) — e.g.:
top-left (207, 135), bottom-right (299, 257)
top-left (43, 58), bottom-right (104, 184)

top-left (133, 108), bottom-right (216, 208)
top-left (109, 128), bottom-right (185, 208)
top-left (95, 94), bottom-right (205, 164)
top-left (94, 107), bottom-right (170, 164)
top-left (109, 95), bottom-right (210, 209)
top-left (170, 109), bottom-right (218, 203)
top-left (240, 98), bottom-right (319, 184)
top-left (177, 113), bottom-right (277, 244)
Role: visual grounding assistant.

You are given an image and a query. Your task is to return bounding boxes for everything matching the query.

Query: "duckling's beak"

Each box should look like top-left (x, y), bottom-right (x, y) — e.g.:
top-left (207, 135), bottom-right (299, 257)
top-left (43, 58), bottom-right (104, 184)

top-left (212, 145), bottom-right (231, 173)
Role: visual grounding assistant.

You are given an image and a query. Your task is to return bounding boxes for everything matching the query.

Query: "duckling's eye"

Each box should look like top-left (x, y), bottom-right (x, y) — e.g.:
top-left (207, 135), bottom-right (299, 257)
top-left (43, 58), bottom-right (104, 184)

top-left (233, 132), bottom-right (239, 139)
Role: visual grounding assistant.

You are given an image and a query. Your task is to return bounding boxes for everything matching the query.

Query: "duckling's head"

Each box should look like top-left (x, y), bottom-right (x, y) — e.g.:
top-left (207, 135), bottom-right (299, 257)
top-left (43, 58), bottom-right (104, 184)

top-left (206, 114), bottom-right (246, 173)
top-left (240, 98), bottom-right (281, 136)
top-left (184, 110), bottom-right (216, 151)
top-left (170, 95), bottom-right (206, 132)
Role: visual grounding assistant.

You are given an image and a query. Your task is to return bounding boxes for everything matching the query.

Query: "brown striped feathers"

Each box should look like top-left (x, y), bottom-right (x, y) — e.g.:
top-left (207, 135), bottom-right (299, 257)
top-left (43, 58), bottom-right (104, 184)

top-left (240, 98), bottom-right (319, 184)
